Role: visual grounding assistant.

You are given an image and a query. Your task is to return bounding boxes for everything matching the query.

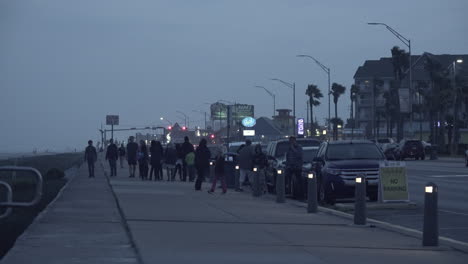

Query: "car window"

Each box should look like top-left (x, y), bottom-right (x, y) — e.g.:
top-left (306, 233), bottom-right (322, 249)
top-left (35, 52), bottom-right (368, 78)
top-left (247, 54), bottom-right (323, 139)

top-left (325, 143), bottom-right (384, 161)
top-left (274, 142), bottom-right (290, 158)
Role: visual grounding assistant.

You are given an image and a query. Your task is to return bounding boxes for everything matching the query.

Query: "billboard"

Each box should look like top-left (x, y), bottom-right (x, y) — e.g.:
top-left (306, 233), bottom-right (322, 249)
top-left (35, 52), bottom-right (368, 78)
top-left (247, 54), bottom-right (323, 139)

top-left (229, 104), bottom-right (254, 122)
top-left (210, 103), bottom-right (228, 120)
top-left (106, 115), bottom-right (119, 125)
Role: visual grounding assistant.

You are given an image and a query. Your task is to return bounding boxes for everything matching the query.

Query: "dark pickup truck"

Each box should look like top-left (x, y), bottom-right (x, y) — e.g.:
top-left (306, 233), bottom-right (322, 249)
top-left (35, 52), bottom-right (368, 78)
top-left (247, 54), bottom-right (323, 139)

top-left (312, 140), bottom-right (387, 204)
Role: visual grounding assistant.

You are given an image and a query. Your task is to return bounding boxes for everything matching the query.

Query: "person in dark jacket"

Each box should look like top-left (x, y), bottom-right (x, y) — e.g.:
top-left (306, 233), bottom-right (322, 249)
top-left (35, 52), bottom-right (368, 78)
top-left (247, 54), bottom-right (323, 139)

top-left (118, 143), bottom-right (126, 169)
top-left (105, 139), bottom-right (119, 177)
top-left (208, 149), bottom-right (226, 194)
top-left (164, 143), bottom-right (177, 181)
top-left (126, 136), bottom-right (139, 178)
top-left (194, 138), bottom-right (211, 191)
top-left (84, 140), bottom-right (97, 178)
top-left (181, 136), bottom-right (194, 181)
top-left (253, 144), bottom-right (268, 194)
top-left (138, 140), bottom-right (149, 180)
top-left (285, 136), bottom-right (303, 195)
top-left (149, 140), bottom-right (163, 181)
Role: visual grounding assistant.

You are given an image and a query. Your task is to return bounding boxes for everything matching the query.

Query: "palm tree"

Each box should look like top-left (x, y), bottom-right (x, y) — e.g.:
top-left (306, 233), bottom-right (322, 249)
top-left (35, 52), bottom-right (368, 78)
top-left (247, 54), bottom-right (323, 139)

top-left (350, 85), bottom-right (359, 139)
top-left (390, 46), bottom-right (409, 141)
top-left (305, 84), bottom-right (323, 134)
top-left (372, 79), bottom-right (384, 139)
top-left (331, 83), bottom-right (346, 140)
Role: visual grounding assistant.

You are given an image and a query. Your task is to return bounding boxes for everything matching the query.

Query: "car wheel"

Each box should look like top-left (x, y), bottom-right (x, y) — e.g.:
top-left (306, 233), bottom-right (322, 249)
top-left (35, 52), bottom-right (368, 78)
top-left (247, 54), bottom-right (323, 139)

top-left (319, 182), bottom-right (335, 205)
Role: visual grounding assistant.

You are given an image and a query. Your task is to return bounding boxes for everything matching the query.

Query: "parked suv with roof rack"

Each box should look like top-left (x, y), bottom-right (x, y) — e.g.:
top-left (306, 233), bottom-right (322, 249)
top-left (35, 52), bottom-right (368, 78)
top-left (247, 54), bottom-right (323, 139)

top-left (265, 138), bottom-right (321, 197)
top-left (312, 140), bottom-right (386, 204)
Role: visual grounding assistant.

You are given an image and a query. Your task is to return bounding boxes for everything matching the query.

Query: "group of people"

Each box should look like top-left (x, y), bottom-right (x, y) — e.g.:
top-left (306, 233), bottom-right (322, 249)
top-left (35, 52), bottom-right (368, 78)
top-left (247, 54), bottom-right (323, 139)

top-left (85, 134), bottom-right (303, 196)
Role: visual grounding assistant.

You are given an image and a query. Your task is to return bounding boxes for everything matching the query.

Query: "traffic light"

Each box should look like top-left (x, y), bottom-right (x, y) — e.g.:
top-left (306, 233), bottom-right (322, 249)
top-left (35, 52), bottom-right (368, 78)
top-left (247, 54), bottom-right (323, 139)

top-left (167, 126), bottom-right (172, 130)
top-left (182, 126), bottom-right (187, 131)
top-left (210, 134), bottom-right (215, 139)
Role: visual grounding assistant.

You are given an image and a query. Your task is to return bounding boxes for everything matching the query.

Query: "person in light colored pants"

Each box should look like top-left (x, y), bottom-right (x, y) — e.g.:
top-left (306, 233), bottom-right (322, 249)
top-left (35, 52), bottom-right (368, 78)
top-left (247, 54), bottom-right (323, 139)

top-left (239, 169), bottom-right (251, 187)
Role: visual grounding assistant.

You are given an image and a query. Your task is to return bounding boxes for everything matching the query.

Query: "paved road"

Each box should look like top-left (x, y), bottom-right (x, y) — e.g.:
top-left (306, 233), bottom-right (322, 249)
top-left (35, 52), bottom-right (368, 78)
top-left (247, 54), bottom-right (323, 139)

top-left (364, 159), bottom-right (468, 244)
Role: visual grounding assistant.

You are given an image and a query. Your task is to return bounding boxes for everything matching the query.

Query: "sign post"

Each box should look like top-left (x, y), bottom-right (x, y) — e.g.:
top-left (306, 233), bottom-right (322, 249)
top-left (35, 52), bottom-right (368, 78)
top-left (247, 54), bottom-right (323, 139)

top-left (379, 161), bottom-right (409, 202)
top-left (106, 115), bottom-right (119, 140)
top-left (297, 118), bottom-right (304, 137)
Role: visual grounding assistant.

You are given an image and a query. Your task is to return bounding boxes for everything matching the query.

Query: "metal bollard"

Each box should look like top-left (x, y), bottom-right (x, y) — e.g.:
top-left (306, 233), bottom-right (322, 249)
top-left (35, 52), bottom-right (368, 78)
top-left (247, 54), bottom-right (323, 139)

top-left (423, 182), bottom-right (438, 246)
top-left (276, 169), bottom-right (285, 203)
top-left (235, 165), bottom-right (240, 189)
top-left (354, 175), bottom-right (367, 225)
top-left (307, 172), bottom-right (318, 213)
top-left (252, 167), bottom-right (261, 197)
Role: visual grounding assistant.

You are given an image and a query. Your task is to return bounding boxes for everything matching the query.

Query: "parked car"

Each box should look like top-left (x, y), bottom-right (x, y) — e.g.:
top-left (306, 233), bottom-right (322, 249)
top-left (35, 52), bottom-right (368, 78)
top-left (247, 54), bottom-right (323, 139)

top-left (465, 149), bottom-right (468, 167)
top-left (265, 138), bottom-right (321, 198)
top-left (312, 140), bottom-right (386, 204)
top-left (395, 139), bottom-right (425, 160)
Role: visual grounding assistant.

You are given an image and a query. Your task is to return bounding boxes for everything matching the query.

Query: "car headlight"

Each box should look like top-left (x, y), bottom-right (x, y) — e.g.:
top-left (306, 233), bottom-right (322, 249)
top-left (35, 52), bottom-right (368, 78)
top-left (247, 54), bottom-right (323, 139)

top-left (325, 168), bottom-right (341, 175)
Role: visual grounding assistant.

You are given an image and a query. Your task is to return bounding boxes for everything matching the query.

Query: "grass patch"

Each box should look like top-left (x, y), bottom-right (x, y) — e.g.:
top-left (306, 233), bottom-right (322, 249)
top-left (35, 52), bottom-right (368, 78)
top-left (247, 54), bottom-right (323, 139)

top-left (0, 153), bottom-right (82, 259)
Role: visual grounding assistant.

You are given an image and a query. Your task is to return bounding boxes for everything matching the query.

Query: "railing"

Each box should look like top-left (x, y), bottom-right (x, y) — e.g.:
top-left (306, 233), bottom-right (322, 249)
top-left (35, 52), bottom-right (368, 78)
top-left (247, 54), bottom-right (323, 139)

top-left (0, 166), bottom-right (43, 219)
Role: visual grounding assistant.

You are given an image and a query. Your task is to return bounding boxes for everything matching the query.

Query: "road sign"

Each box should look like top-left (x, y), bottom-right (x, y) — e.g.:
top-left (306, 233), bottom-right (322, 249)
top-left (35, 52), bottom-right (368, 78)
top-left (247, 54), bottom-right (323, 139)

top-left (241, 117), bottom-right (256, 127)
top-left (243, 130), bottom-right (255, 136)
top-left (106, 115), bottom-right (119, 126)
top-left (379, 161), bottom-right (409, 202)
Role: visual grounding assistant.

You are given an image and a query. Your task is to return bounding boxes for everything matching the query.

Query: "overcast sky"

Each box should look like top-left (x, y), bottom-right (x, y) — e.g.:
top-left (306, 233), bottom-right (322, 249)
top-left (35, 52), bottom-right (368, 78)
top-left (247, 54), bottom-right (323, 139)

top-left (1, 0), bottom-right (467, 152)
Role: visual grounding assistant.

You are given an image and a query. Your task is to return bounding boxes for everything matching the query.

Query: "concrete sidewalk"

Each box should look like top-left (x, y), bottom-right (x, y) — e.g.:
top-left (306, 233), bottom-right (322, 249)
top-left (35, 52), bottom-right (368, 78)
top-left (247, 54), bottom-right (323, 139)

top-left (2, 159), bottom-right (467, 263)
top-left (1, 158), bottom-right (139, 264)
top-left (109, 164), bottom-right (467, 263)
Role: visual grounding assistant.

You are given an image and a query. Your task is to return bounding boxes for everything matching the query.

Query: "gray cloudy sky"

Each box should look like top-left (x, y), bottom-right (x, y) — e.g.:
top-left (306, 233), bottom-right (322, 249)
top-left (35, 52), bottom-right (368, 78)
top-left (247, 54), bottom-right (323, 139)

top-left (1, 0), bottom-right (467, 152)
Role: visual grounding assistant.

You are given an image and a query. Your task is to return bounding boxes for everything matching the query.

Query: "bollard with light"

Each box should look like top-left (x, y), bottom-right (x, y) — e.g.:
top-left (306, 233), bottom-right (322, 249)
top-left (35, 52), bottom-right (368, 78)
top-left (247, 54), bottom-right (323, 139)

top-left (235, 165), bottom-right (239, 170)
top-left (276, 168), bottom-right (285, 203)
top-left (307, 172), bottom-right (318, 213)
top-left (252, 167), bottom-right (260, 197)
top-left (423, 182), bottom-right (439, 246)
top-left (354, 175), bottom-right (367, 225)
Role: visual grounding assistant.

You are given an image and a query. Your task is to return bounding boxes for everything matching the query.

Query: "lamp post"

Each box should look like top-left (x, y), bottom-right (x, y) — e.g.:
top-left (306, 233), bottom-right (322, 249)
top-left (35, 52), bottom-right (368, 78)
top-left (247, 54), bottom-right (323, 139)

top-left (160, 117), bottom-right (173, 126)
top-left (192, 110), bottom-right (207, 130)
top-left (271, 78), bottom-right (296, 135)
top-left (368, 22), bottom-right (413, 138)
top-left (255, 85), bottom-right (276, 116)
top-left (296, 55), bottom-right (331, 134)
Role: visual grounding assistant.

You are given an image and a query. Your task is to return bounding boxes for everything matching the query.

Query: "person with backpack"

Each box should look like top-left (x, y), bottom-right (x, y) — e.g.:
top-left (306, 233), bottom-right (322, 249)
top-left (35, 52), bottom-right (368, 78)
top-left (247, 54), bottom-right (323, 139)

top-left (208, 149), bottom-right (226, 194)
top-left (84, 140), bottom-right (97, 178)
top-left (118, 143), bottom-right (126, 169)
top-left (105, 139), bottom-right (119, 177)
top-left (194, 138), bottom-right (211, 191)
top-left (126, 136), bottom-right (139, 178)
top-left (149, 140), bottom-right (164, 181)
top-left (185, 150), bottom-right (196, 182)
top-left (181, 136), bottom-right (194, 181)
top-left (253, 144), bottom-right (268, 195)
top-left (164, 143), bottom-right (177, 181)
top-left (138, 140), bottom-right (149, 180)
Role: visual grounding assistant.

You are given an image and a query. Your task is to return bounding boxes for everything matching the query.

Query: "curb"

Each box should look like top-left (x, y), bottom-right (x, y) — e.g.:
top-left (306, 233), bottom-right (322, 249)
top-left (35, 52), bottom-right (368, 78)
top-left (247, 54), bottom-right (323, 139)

top-left (287, 199), bottom-right (468, 254)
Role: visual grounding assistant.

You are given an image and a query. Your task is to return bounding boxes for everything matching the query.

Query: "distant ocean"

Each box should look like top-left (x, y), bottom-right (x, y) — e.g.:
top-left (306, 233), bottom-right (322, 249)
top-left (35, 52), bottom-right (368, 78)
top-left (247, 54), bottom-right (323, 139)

top-left (0, 152), bottom-right (59, 161)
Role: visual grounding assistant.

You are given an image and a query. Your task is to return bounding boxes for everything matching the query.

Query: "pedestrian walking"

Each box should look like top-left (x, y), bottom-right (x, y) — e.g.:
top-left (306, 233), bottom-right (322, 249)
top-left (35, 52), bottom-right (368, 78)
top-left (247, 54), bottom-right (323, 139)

top-left (164, 143), bottom-right (177, 181)
top-left (149, 140), bottom-right (163, 181)
top-left (194, 138), bottom-right (211, 191)
top-left (253, 144), bottom-right (268, 194)
top-left (208, 149), bottom-right (226, 194)
top-left (118, 143), bottom-right (126, 169)
top-left (181, 136), bottom-right (194, 181)
top-left (126, 136), bottom-right (138, 178)
top-left (174, 144), bottom-right (184, 180)
top-left (236, 139), bottom-right (254, 191)
top-left (105, 139), bottom-right (119, 177)
top-left (185, 150), bottom-right (196, 182)
top-left (138, 140), bottom-right (149, 180)
top-left (84, 140), bottom-right (97, 178)
top-left (285, 136), bottom-right (304, 198)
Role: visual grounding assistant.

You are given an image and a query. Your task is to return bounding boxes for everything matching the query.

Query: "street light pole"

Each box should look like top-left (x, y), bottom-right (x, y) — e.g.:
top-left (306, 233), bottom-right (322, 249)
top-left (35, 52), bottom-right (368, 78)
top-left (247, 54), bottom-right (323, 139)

top-left (296, 55), bottom-right (331, 134)
top-left (367, 22), bottom-right (413, 138)
top-left (271, 78), bottom-right (296, 135)
top-left (255, 85), bottom-right (276, 116)
top-left (176, 111), bottom-right (188, 128)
